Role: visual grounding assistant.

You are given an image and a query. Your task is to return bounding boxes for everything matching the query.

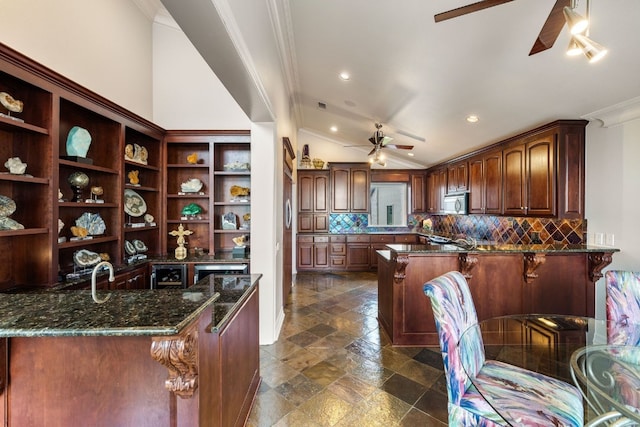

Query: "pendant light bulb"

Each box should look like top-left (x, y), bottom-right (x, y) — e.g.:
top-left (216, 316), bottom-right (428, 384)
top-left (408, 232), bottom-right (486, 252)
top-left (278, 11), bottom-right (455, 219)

top-left (566, 37), bottom-right (583, 56)
top-left (563, 6), bottom-right (589, 35)
top-left (573, 33), bottom-right (608, 63)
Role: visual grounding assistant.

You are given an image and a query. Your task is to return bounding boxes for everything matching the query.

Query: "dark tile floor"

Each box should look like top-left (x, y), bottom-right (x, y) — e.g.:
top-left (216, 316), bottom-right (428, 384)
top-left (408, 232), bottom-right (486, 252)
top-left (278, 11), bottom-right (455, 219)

top-left (247, 272), bottom-right (448, 426)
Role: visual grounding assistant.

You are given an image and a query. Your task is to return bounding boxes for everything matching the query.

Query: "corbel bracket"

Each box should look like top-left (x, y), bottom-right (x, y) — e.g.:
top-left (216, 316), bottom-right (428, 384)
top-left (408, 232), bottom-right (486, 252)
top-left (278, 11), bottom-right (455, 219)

top-left (523, 253), bottom-right (546, 284)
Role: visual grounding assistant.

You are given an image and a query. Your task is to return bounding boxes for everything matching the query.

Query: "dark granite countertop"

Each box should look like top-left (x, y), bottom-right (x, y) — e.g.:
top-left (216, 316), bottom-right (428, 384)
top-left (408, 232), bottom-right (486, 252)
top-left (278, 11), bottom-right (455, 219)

top-left (0, 274), bottom-right (261, 338)
top-left (386, 243), bottom-right (620, 254)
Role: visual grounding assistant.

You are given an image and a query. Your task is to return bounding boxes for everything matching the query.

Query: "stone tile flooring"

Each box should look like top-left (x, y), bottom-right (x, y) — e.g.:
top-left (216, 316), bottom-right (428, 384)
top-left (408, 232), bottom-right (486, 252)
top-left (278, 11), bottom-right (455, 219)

top-left (246, 272), bottom-right (448, 426)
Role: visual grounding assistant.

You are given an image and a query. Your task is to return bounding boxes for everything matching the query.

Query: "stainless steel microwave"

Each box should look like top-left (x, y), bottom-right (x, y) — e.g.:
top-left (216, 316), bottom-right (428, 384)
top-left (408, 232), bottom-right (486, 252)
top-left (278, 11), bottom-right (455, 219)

top-left (442, 193), bottom-right (469, 215)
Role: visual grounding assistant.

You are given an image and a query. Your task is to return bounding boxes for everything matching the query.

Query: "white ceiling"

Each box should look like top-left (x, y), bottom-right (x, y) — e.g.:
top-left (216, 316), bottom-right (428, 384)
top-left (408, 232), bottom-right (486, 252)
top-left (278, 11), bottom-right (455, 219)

top-left (140, 0), bottom-right (640, 168)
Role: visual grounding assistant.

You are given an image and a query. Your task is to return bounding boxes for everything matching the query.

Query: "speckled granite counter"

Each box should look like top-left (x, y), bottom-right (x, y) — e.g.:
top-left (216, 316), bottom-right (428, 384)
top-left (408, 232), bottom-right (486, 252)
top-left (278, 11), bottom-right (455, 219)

top-left (0, 273), bottom-right (261, 338)
top-left (386, 243), bottom-right (620, 254)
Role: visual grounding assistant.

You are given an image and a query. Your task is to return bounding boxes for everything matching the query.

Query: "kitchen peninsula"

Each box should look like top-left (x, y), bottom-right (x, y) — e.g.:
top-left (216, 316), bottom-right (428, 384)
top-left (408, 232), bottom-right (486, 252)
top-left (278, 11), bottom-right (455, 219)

top-left (377, 243), bottom-right (618, 346)
top-left (0, 274), bottom-right (261, 427)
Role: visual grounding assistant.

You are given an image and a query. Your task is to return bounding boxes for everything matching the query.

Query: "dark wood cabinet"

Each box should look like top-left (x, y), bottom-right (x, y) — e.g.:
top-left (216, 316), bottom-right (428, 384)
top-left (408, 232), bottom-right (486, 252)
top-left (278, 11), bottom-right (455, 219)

top-left (503, 131), bottom-right (555, 217)
top-left (447, 161), bottom-right (468, 193)
top-left (346, 235), bottom-right (370, 270)
top-left (427, 168), bottom-right (447, 213)
top-left (469, 150), bottom-right (503, 215)
top-left (164, 131), bottom-right (251, 255)
top-left (297, 170), bottom-right (329, 233)
top-left (329, 162), bottom-right (370, 213)
top-left (296, 235), bottom-right (329, 270)
top-left (370, 235), bottom-right (394, 270)
top-left (329, 235), bottom-right (346, 268)
top-left (410, 171), bottom-right (426, 213)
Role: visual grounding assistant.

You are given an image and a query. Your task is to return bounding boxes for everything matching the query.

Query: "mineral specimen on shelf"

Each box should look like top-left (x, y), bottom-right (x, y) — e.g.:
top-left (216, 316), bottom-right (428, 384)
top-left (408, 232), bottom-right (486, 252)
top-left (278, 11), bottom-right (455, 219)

top-left (0, 217), bottom-right (24, 230)
top-left (66, 126), bottom-right (92, 158)
top-left (70, 226), bottom-right (88, 238)
top-left (75, 212), bottom-right (106, 235)
top-left (124, 144), bottom-right (135, 161)
top-left (181, 203), bottom-right (203, 216)
top-left (180, 178), bottom-right (204, 193)
top-left (128, 170), bottom-right (140, 185)
top-left (232, 235), bottom-right (247, 247)
top-left (221, 212), bottom-right (237, 230)
top-left (4, 157), bottom-right (27, 174)
top-left (132, 143), bottom-right (148, 165)
top-left (230, 185), bottom-right (250, 198)
top-left (187, 153), bottom-right (198, 164)
top-left (73, 249), bottom-right (101, 267)
top-left (144, 213), bottom-right (155, 224)
top-left (223, 160), bottom-right (250, 171)
top-left (0, 195), bottom-right (17, 217)
top-left (0, 91), bottom-right (23, 113)
top-left (58, 218), bottom-right (64, 234)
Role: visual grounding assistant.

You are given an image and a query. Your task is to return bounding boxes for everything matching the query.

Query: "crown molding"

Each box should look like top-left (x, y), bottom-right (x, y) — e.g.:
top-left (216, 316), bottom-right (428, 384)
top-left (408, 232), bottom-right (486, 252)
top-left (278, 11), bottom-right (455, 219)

top-left (582, 96), bottom-right (640, 127)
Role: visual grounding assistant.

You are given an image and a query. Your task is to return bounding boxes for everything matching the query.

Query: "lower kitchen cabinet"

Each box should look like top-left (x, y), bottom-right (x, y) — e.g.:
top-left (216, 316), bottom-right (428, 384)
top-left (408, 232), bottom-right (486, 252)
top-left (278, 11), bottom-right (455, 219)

top-left (297, 235), bottom-right (329, 270)
top-left (346, 235), bottom-right (370, 270)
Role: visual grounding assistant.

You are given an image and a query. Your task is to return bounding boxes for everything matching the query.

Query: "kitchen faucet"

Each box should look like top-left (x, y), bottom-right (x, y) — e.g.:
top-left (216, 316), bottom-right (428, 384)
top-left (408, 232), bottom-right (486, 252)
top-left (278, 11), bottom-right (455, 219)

top-left (91, 261), bottom-right (114, 303)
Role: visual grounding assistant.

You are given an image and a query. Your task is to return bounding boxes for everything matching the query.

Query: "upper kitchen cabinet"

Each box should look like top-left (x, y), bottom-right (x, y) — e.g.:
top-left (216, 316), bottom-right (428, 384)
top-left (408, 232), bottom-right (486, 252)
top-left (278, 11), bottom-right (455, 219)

top-left (297, 169), bottom-right (329, 233)
top-left (468, 150), bottom-right (502, 215)
top-left (426, 168), bottom-right (447, 214)
top-left (447, 161), bottom-right (468, 193)
top-left (410, 171), bottom-right (427, 213)
top-left (329, 162), bottom-right (370, 213)
top-left (502, 121), bottom-right (585, 218)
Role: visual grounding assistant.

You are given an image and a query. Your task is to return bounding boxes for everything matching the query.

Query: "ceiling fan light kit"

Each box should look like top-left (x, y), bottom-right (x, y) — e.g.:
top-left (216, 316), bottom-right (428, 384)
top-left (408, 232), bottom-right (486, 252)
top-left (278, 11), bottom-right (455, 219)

top-left (572, 33), bottom-right (608, 63)
top-left (562, 6), bottom-right (589, 34)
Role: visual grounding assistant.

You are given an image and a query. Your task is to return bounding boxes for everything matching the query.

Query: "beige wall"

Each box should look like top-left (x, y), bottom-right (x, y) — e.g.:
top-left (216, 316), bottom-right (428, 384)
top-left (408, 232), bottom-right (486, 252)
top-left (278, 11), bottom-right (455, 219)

top-left (0, 0), bottom-right (154, 120)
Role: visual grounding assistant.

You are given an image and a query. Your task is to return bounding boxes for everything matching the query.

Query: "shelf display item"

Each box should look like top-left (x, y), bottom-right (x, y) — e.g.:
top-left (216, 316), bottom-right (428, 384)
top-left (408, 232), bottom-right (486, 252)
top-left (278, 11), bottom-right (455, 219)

top-left (181, 203), bottom-right (203, 219)
top-left (73, 249), bottom-right (101, 267)
top-left (68, 171), bottom-right (90, 202)
top-left (300, 144), bottom-right (311, 168)
top-left (241, 213), bottom-right (251, 230)
top-left (222, 212), bottom-right (238, 230)
top-left (124, 189), bottom-right (147, 217)
top-left (144, 213), bottom-right (156, 226)
top-left (75, 212), bottom-right (106, 236)
top-left (89, 186), bottom-right (104, 203)
top-left (230, 185), bottom-right (250, 202)
top-left (128, 170), bottom-right (140, 186)
top-left (0, 91), bottom-right (24, 122)
top-left (64, 126), bottom-right (93, 163)
top-left (4, 157), bottom-right (27, 175)
top-left (187, 153), bottom-right (199, 164)
top-left (180, 178), bottom-right (204, 194)
top-left (124, 240), bottom-right (136, 256)
top-left (124, 144), bottom-right (135, 161)
top-left (70, 225), bottom-right (88, 239)
top-left (169, 223), bottom-right (193, 260)
top-left (312, 158), bottom-right (325, 169)
top-left (224, 160), bottom-right (250, 171)
top-left (132, 239), bottom-right (148, 253)
top-left (0, 194), bottom-right (23, 230)
top-left (124, 143), bottom-right (148, 165)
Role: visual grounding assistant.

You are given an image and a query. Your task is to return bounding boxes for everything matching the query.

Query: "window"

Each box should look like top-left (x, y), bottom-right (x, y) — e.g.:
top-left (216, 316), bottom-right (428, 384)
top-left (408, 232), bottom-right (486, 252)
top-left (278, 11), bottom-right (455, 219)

top-left (369, 183), bottom-right (407, 227)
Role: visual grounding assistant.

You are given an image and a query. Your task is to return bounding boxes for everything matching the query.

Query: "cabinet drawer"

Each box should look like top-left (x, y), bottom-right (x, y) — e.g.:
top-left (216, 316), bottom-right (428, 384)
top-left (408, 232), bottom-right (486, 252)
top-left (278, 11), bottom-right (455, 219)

top-left (314, 236), bottom-right (329, 243)
top-left (298, 235), bottom-right (313, 243)
top-left (330, 256), bottom-right (347, 268)
top-left (370, 235), bottom-right (394, 243)
top-left (394, 234), bottom-right (418, 243)
top-left (347, 235), bottom-right (370, 243)
top-left (330, 235), bottom-right (346, 243)
top-left (330, 243), bottom-right (346, 256)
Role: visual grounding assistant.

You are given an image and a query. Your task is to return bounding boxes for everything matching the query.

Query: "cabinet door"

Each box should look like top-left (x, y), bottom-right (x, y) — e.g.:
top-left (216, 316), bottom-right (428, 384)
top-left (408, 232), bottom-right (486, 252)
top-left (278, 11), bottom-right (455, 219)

top-left (503, 145), bottom-right (527, 215)
top-left (484, 152), bottom-right (503, 214)
top-left (455, 162), bottom-right (468, 191)
top-left (526, 137), bottom-right (555, 216)
top-left (314, 243), bottom-right (329, 268)
top-left (298, 213), bottom-right (313, 233)
top-left (331, 167), bottom-right (350, 212)
top-left (314, 173), bottom-right (329, 212)
top-left (350, 166), bottom-right (370, 212)
top-left (313, 214), bottom-right (328, 232)
top-left (347, 243), bottom-right (370, 270)
top-left (427, 171), bottom-right (440, 213)
top-left (297, 240), bottom-right (314, 269)
top-left (410, 172), bottom-right (426, 213)
top-left (298, 173), bottom-right (314, 212)
top-left (468, 157), bottom-right (485, 214)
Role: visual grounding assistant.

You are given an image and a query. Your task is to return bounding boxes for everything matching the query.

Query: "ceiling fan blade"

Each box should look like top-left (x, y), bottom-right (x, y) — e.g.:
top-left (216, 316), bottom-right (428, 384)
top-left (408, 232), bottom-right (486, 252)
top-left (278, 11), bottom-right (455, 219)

top-left (529, 0), bottom-right (570, 55)
top-left (368, 147), bottom-right (377, 156)
top-left (368, 136), bottom-right (378, 145)
top-left (435, 0), bottom-right (514, 22)
top-left (386, 144), bottom-right (414, 150)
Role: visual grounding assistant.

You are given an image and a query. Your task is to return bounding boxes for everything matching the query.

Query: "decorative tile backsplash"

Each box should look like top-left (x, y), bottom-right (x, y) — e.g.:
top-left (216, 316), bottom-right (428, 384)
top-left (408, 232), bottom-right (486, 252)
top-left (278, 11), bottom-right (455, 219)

top-left (408, 214), bottom-right (586, 245)
top-left (329, 213), bottom-right (585, 245)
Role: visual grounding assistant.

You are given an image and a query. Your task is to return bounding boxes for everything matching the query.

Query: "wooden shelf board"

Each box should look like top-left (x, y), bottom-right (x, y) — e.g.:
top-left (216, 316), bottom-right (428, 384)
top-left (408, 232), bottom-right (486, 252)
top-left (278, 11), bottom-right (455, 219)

top-left (59, 202), bottom-right (118, 208)
top-left (124, 160), bottom-right (160, 171)
top-left (58, 235), bottom-right (118, 249)
top-left (0, 173), bottom-right (49, 184)
top-left (0, 116), bottom-right (49, 134)
top-left (58, 159), bottom-right (118, 174)
top-left (0, 227), bottom-right (48, 237)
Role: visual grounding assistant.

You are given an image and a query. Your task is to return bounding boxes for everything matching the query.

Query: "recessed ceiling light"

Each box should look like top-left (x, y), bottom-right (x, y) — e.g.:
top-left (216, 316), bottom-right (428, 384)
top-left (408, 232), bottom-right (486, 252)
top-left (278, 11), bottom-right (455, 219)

top-left (407, 152), bottom-right (414, 157)
top-left (466, 115), bottom-right (479, 123)
top-left (339, 72), bottom-right (351, 81)
top-left (330, 126), bottom-right (338, 132)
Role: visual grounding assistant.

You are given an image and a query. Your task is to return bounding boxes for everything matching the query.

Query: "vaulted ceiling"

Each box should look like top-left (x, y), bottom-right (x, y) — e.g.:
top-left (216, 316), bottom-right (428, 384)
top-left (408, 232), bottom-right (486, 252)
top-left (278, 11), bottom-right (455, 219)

top-left (140, 0), bottom-right (640, 168)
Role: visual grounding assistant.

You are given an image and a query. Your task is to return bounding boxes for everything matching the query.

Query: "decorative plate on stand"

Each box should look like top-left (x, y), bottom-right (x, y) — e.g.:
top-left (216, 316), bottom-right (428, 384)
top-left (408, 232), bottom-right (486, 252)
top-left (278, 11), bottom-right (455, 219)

top-left (124, 189), bottom-right (147, 217)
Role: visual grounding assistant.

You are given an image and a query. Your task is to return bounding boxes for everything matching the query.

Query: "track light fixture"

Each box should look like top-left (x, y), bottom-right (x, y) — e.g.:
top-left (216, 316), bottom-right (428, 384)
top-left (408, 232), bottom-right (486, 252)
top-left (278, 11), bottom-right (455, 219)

top-left (564, 0), bottom-right (607, 62)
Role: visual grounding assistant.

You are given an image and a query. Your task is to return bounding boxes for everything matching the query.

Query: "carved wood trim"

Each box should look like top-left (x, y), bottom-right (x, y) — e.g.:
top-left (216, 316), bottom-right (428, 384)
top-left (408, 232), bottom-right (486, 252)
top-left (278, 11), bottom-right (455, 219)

top-left (458, 254), bottom-right (478, 281)
top-left (0, 338), bottom-right (6, 393)
top-left (588, 252), bottom-right (613, 282)
top-left (523, 253), bottom-right (546, 284)
top-left (393, 255), bottom-right (410, 284)
top-left (150, 324), bottom-right (199, 398)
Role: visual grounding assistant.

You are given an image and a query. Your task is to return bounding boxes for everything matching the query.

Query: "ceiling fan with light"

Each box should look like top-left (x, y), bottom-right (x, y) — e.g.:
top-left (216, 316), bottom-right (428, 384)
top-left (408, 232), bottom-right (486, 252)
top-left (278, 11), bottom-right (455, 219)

top-left (367, 123), bottom-right (414, 156)
top-left (434, 0), bottom-right (607, 61)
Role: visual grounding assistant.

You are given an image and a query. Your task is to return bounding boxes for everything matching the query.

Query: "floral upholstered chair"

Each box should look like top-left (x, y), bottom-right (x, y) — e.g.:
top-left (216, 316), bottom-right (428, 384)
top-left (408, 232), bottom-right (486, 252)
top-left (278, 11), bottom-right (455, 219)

top-left (606, 270), bottom-right (640, 346)
top-left (424, 271), bottom-right (584, 426)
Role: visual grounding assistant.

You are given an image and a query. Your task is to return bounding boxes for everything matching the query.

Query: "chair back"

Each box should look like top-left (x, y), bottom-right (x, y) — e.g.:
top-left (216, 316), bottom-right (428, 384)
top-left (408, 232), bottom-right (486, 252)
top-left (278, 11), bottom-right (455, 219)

top-left (606, 270), bottom-right (640, 345)
top-left (424, 271), bottom-right (485, 405)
